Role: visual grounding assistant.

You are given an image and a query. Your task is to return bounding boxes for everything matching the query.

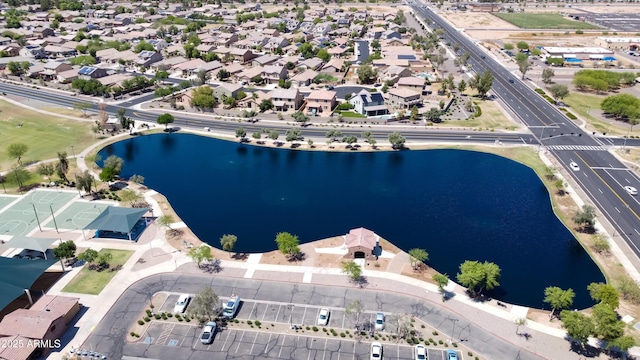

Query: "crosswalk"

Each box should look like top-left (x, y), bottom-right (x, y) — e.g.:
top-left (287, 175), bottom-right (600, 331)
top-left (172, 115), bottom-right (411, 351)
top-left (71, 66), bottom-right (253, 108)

top-left (546, 145), bottom-right (606, 151)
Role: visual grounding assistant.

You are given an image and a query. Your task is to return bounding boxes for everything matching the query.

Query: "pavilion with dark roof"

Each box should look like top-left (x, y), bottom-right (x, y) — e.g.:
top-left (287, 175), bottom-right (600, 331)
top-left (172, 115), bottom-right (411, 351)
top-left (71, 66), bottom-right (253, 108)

top-left (83, 206), bottom-right (149, 242)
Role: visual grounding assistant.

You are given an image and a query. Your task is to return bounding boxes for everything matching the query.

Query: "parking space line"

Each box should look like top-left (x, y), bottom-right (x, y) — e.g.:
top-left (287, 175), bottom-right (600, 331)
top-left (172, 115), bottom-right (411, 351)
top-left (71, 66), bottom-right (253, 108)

top-left (261, 304), bottom-right (271, 322)
top-left (278, 335), bottom-right (286, 358)
top-left (263, 333), bottom-right (272, 355)
top-left (301, 306), bottom-right (308, 325)
top-left (249, 332), bottom-right (258, 355)
top-left (249, 302), bottom-right (257, 319)
top-left (234, 330), bottom-right (245, 353)
top-left (275, 304), bottom-right (282, 323)
top-left (352, 341), bottom-right (355, 360)
top-left (341, 313), bottom-right (346, 329)
top-left (221, 329), bottom-right (232, 352)
top-left (323, 338), bottom-right (327, 360)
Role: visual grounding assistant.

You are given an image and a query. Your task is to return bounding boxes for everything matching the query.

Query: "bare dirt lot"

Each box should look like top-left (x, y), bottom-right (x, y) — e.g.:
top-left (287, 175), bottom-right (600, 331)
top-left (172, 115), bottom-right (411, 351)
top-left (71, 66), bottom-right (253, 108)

top-left (442, 12), bottom-right (519, 29)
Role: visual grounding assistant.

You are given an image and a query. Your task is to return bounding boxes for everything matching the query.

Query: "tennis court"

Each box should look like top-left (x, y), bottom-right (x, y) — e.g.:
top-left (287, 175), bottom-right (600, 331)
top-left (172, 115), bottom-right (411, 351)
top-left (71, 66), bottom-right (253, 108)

top-left (0, 195), bottom-right (19, 212)
top-left (44, 202), bottom-right (110, 231)
top-left (0, 190), bottom-right (78, 237)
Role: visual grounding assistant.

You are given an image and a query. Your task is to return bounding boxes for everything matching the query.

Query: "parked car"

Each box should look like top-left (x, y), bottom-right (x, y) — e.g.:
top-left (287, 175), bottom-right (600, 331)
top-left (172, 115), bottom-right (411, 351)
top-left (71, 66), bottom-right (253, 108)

top-left (317, 308), bottom-right (330, 326)
top-left (447, 350), bottom-right (459, 360)
top-left (624, 186), bottom-right (638, 196)
top-left (374, 312), bottom-right (385, 331)
top-left (223, 294), bottom-right (241, 319)
top-left (370, 342), bottom-right (383, 360)
top-left (200, 322), bottom-right (217, 344)
top-left (173, 294), bottom-right (190, 313)
top-left (414, 344), bottom-right (427, 360)
top-left (569, 162), bottom-right (580, 172)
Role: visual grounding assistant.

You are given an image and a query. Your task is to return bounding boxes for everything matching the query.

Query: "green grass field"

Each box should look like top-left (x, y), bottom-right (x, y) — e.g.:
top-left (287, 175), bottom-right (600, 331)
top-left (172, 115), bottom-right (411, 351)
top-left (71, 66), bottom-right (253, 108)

top-left (563, 92), bottom-right (640, 136)
top-left (0, 99), bottom-right (94, 171)
top-left (62, 249), bottom-right (134, 295)
top-left (494, 13), bottom-right (601, 29)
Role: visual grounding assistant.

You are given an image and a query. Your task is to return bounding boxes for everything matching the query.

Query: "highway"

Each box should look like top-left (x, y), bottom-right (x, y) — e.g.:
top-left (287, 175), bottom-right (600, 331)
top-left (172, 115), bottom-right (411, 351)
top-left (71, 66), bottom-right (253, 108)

top-left (410, 3), bottom-right (640, 257)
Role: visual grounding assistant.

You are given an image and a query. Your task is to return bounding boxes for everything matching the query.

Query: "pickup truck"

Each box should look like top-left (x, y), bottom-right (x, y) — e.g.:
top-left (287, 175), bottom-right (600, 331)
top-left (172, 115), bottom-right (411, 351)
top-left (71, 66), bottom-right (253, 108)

top-left (223, 294), bottom-right (240, 319)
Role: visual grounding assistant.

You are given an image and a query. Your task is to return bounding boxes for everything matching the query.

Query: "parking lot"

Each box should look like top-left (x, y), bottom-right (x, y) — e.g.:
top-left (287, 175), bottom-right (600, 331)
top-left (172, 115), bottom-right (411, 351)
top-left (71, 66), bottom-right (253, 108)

top-left (136, 322), bottom-right (455, 360)
top-left (142, 294), bottom-right (458, 359)
top-left (580, 12), bottom-right (640, 32)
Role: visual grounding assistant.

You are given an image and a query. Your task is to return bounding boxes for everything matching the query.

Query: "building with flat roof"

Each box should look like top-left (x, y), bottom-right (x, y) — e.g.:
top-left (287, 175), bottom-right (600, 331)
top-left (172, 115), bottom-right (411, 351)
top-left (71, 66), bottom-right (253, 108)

top-left (594, 37), bottom-right (640, 51)
top-left (542, 46), bottom-right (614, 60)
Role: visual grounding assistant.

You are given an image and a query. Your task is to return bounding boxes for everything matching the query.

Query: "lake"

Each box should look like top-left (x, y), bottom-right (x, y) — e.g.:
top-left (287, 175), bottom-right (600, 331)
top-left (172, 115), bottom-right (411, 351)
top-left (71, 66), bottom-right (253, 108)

top-left (98, 133), bottom-right (605, 309)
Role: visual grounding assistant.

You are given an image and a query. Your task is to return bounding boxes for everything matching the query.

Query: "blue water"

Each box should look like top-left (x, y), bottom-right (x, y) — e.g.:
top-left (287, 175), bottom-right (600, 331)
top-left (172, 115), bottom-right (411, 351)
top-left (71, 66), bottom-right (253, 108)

top-left (99, 133), bottom-right (604, 309)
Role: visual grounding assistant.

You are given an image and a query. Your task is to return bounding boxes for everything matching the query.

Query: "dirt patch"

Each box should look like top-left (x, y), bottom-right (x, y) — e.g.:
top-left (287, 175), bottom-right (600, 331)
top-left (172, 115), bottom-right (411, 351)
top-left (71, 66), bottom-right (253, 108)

top-left (365, 257), bottom-right (391, 271)
top-left (443, 12), bottom-right (518, 29)
top-left (260, 249), bottom-right (303, 265)
top-left (400, 263), bottom-right (440, 286)
top-left (314, 253), bottom-right (345, 268)
top-left (378, 237), bottom-right (401, 255)
top-left (527, 308), bottom-right (565, 331)
top-left (312, 236), bottom-right (345, 248)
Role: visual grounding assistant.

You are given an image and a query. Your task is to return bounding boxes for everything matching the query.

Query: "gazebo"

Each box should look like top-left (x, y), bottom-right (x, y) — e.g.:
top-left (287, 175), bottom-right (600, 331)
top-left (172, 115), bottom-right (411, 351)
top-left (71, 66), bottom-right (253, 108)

top-left (84, 206), bottom-right (149, 242)
top-left (5, 236), bottom-right (58, 260)
top-left (0, 257), bottom-right (57, 312)
top-left (343, 227), bottom-right (379, 261)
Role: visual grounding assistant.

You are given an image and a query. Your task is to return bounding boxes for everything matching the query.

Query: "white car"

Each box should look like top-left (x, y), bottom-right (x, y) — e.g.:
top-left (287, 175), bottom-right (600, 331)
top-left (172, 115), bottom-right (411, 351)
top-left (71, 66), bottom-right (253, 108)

top-left (200, 322), bottom-right (217, 344)
top-left (173, 294), bottom-right (190, 313)
top-left (370, 342), bottom-right (383, 360)
top-left (317, 308), bottom-right (330, 326)
top-left (414, 344), bottom-right (427, 360)
top-left (374, 312), bottom-right (385, 331)
top-left (569, 162), bottom-right (580, 172)
top-left (624, 186), bottom-right (638, 196)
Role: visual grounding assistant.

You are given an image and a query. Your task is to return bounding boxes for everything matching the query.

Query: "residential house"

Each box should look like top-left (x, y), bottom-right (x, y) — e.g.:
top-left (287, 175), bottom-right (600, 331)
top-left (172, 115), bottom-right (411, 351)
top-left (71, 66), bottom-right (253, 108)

top-left (306, 90), bottom-right (336, 115)
top-left (322, 58), bottom-right (345, 73)
top-left (379, 65), bottom-right (412, 84)
top-left (300, 57), bottom-right (324, 71)
top-left (32, 27), bottom-right (54, 39)
top-left (262, 28), bottom-right (280, 37)
top-left (290, 69), bottom-right (317, 87)
top-left (266, 37), bottom-right (289, 52)
top-left (0, 44), bottom-right (20, 57)
top-left (382, 30), bottom-right (401, 40)
top-left (57, 68), bottom-right (79, 83)
top-left (134, 50), bottom-right (163, 67)
top-left (19, 45), bottom-right (46, 59)
top-left (387, 88), bottom-right (421, 109)
top-left (313, 23), bottom-right (331, 37)
top-left (148, 39), bottom-right (168, 51)
top-left (213, 82), bottom-right (243, 101)
top-left (229, 48), bottom-right (256, 63)
top-left (271, 88), bottom-right (303, 111)
top-left (252, 54), bottom-right (279, 67)
top-left (349, 89), bottom-right (388, 117)
top-left (172, 58), bottom-right (206, 76)
top-left (35, 61), bottom-right (73, 80)
top-left (151, 56), bottom-right (187, 71)
top-left (236, 65), bottom-right (263, 84)
top-left (327, 45), bottom-right (349, 58)
top-left (78, 66), bottom-right (108, 79)
top-left (396, 76), bottom-right (427, 95)
top-left (261, 65), bottom-right (287, 84)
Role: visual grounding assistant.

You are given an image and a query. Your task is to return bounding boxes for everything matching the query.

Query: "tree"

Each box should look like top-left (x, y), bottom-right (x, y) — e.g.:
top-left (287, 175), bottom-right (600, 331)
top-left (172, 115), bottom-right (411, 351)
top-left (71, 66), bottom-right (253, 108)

top-left (157, 214), bottom-right (175, 235)
top-left (285, 128), bottom-right (302, 142)
top-left (73, 102), bottom-right (92, 116)
top-left (503, 43), bottom-right (514, 51)
top-left (76, 170), bottom-right (93, 194)
top-left (572, 204), bottom-right (596, 232)
top-left (541, 68), bottom-right (555, 84)
top-left (235, 127), bottom-right (247, 141)
top-left (458, 79), bottom-right (466, 93)
top-left (587, 282), bottom-right (619, 310)
top-left (192, 86), bottom-right (216, 109)
top-left (275, 232), bottom-right (300, 258)
top-left (104, 155), bottom-right (124, 175)
top-left (357, 64), bottom-right (378, 84)
top-left (252, 132), bottom-right (262, 142)
top-left (37, 163), bottom-right (55, 179)
top-left (409, 105), bottom-right (419, 122)
top-left (408, 248), bottom-right (428, 270)
top-left (342, 260), bottom-right (362, 282)
top-left (456, 260), bottom-right (501, 297)
top-left (469, 70), bottom-right (493, 99)
top-left (220, 234), bottom-right (237, 253)
top-left (592, 303), bottom-right (624, 340)
top-left (157, 113), bottom-right (174, 129)
top-left (99, 167), bottom-right (117, 182)
top-left (543, 286), bottom-right (575, 319)
top-left (548, 84), bottom-right (569, 101)
top-left (53, 240), bottom-right (77, 269)
top-left (259, 99), bottom-right (274, 112)
top-left (600, 94), bottom-right (640, 121)
top-left (129, 174), bottom-right (145, 184)
top-left (97, 252), bottom-right (113, 268)
top-left (516, 41), bottom-right (529, 51)
top-left (515, 53), bottom-right (531, 80)
top-left (425, 108), bottom-right (442, 123)
top-left (78, 249), bottom-right (99, 265)
top-left (120, 189), bottom-right (143, 207)
top-left (56, 152), bottom-right (69, 183)
top-left (7, 143), bottom-right (28, 165)
top-left (433, 273), bottom-right (449, 295)
top-left (187, 285), bottom-right (220, 322)
top-left (560, 310), bottom-right (594, 344)
top-left (515, 318), bottom-right (527, 335)
top-left (268, 129), bottom-right (280, 144)
top-left (345, 299), bottom-right (364, 330)
top-left (388, 132), bottom-right (405, 149)
top-left (607, 335), bottom-right (635, 352)
top-left (317, 48), bottom-right (330, 62)
top-left (389, 313), bottom-right (412, 340)
top-left (188, 245), bottom-right (213, 268)
top-left (217, 68), bottom-right (230, 81)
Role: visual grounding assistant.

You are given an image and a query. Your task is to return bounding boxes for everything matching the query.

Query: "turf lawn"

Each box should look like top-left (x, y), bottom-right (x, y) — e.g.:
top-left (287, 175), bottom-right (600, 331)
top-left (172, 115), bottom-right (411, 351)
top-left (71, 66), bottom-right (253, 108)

top-left (0, 99), bottom-right (94, 170)
top-left (494, 13), bottom-right (601, 29)
top-left (62, 249), bottom-right (134, 295)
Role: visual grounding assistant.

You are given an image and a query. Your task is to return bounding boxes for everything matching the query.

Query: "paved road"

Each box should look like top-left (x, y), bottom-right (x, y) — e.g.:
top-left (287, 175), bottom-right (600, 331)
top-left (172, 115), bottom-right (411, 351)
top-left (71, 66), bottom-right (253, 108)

top-left (411, 2), bottom-right (640, 258)
top-left (81, 274), bottom-right (545, 360)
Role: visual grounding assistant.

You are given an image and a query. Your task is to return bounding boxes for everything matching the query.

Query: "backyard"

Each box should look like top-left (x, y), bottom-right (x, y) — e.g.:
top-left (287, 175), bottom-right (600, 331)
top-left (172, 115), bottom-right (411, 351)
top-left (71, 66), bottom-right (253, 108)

top-left (62, 249), bottom-right (134, 295)
top-left (494, 13), bottom-right (601, 29)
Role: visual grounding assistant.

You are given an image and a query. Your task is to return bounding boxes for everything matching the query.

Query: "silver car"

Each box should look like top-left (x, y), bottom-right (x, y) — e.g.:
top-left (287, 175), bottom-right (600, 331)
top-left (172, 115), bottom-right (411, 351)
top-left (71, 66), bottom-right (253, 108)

top-left (200, 322), bottom-right (217, 344)
top-left (374, 312), bottom-right (385, 331)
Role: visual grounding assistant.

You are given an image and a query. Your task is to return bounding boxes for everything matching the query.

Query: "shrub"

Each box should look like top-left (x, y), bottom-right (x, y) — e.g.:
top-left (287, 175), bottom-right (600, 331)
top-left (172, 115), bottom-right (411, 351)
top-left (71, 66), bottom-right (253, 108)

top-left (575, 30), bottom-right (583, 34)
top-left (167, 313), bottom-right (173, 318)
top-left (439, 340), bottom-right (444, 344)
top-left (306, 326), bottom-right (311, 330)
top-left (185, 317), bottom-right (191, 322)
top-left (340, 332), bottom-right (346, 338)
top-left (453, 343), bottom-right (458, 347)
top-left (130, 331), bottom-right (137, 337)
top-left (144, 317), bottom-right (150, 322)
top-left (146, 310), bottom-right (152, 316)
top-left (138, 320), bottom-right (144, 325)
top-left (254, 320), bottom-right (261, 327)
top-left (247, 320), bottom-right (253, 325)
top-left (313, 326), bottom-right (319, 332)
top-left (154, 314), bottom-right (161, 320)
top-left (468, 352), bottom-right (473, 356)
top-left (432, 331), bottom-right (438, 336)
top-left (178, 318), bottom-right (183, 322)
top-left (566, 112), bottom-right (577, 120)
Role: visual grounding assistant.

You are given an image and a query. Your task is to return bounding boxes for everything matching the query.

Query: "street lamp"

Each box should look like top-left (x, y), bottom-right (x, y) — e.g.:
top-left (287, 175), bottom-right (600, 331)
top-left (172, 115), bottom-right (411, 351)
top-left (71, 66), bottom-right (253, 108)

top-left (533, 122), bottom-right (564, 152)
top-left (70, 144), bottom-right (76, 159)
top-left (612, 204), bottom-right (630, 238)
